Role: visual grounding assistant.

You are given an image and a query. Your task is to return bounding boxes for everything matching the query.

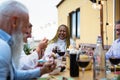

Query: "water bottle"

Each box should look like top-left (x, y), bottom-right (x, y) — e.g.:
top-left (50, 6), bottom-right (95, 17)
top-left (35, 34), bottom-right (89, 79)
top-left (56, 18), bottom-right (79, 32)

top-left (93, 36), bottom-right (106, 80)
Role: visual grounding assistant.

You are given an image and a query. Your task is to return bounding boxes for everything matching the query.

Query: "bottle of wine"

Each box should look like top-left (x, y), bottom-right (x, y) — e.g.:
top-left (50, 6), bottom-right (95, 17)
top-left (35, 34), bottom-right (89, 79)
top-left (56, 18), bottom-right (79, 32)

top-left (93, 36), bottom-right (106, 80)
top-left (69, 49), bottom-right (79, 77)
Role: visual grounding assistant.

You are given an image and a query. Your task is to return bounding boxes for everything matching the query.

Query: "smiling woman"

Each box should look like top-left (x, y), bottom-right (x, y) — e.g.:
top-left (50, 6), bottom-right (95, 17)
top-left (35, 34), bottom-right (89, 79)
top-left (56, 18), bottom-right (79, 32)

top-left (0, 0), bottom-right (61, 40)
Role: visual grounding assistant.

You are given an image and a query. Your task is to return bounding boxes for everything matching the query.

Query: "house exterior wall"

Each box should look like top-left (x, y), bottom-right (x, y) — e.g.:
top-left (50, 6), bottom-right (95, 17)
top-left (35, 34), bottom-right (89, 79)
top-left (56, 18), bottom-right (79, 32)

top-left (57, 0), bottom-right (114, 48)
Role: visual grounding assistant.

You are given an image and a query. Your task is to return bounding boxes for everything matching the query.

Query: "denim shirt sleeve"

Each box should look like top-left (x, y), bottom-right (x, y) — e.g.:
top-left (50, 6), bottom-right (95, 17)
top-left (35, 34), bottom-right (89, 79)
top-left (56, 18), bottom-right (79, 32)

top-left (14, 67), bottom-right (40, 80)
top-left (0, 39), bottom-right (11, 80)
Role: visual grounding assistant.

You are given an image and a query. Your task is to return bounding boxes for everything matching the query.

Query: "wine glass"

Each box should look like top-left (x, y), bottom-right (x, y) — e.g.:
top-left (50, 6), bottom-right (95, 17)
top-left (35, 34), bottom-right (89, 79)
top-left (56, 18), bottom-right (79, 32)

top-left (57, 49), bottom-right (66, 61)
top-left (56, 45), bottom-right (66, 59)
top-left (109, 57), bottom-right (120, 74)
top-left (57, 51), bottom-right (65, 56)
top-left (76, 52), bottom-right (92, 77)
top-left (52, 46), bottom-right (66, 67)
top-left (109, 47), bottom-right (120, 79)
top-left (109, 57), bottom-right (120, 80)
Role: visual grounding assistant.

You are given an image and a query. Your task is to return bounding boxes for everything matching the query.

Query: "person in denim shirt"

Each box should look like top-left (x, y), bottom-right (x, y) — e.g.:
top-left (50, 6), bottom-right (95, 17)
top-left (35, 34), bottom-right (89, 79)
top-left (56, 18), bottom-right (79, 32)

top-left (0, 1), bottom-right (56, 80)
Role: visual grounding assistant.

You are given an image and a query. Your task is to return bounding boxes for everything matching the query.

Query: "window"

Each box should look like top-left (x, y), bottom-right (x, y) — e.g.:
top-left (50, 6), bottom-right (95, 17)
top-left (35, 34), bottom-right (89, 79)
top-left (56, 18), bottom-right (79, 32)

top-left (70, 8), bottom-right (80, 39)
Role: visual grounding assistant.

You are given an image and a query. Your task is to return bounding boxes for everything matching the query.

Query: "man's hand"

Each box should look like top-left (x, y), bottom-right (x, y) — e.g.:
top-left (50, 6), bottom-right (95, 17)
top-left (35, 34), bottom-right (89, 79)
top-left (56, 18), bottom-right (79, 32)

top-left (36, 38), bottom-right (48, 59)
top-left (38, 38), bottom-right (48, 49)
top-left (40, 60), bottom-right (56, 76)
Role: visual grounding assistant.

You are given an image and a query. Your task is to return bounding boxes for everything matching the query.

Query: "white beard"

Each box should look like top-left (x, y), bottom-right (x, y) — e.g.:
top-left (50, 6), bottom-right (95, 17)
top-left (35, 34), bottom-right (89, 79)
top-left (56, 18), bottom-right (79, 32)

top-left (11, 31), bottom-right (23, 69)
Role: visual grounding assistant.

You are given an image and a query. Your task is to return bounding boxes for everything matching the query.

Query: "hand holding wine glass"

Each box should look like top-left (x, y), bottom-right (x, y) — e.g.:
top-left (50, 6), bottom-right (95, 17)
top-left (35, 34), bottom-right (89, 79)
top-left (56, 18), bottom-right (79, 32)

top-left (51, 46), bottom-right (66, 73)
top-left (53, 46), bottom-right (66, 60)
top-left (52, 46), bottom-right (59, 54)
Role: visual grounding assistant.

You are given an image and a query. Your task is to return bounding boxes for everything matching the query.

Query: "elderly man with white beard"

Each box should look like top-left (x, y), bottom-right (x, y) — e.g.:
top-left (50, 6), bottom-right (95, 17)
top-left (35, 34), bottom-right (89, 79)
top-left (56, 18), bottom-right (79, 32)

top-left (0, 0), bottom-right (56, 80)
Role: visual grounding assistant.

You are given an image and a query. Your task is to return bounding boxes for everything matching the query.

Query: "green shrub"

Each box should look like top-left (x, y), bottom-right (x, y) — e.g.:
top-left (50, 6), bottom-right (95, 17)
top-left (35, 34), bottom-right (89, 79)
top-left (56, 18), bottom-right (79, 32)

top-left (23, 44), bottom-right (32, 55)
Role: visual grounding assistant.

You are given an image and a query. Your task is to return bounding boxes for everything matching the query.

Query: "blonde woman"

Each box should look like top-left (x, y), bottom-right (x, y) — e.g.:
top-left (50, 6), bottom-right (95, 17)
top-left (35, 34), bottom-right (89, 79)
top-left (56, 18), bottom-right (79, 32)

top-left (43, 24), bottom-right (75, 59)
top-left (42, 24), bottom-right (76, 73)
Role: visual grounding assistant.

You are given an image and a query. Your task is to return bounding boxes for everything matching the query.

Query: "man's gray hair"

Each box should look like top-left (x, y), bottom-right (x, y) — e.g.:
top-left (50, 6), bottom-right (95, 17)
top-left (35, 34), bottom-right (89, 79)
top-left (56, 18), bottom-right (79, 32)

top-left (0, 0), bottom-right (28, 20)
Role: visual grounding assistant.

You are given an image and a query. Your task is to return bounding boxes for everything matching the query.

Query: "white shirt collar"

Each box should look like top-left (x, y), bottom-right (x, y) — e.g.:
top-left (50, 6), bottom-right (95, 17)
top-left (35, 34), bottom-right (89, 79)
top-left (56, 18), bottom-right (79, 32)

top-left (57, 38), bottom-right (66, 43)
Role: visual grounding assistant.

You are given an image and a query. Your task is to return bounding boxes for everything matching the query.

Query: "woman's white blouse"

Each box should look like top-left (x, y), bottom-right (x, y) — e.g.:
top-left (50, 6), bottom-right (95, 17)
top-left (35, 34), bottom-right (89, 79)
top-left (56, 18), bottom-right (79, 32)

top-left (43, 38), bottom-right (76, 59)
top-left (43, 38), bottom-right (66, 57)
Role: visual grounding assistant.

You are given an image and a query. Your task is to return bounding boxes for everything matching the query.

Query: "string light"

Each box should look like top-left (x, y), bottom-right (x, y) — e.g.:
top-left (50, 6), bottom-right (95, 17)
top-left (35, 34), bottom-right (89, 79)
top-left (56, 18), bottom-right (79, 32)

top-left (90, 0), bottom-right (106, 10)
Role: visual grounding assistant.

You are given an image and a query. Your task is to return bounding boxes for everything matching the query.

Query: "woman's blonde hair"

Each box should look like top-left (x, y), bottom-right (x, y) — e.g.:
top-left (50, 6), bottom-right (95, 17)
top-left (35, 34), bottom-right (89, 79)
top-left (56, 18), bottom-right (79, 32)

top-left (49, 24), bottom-right (70, 48)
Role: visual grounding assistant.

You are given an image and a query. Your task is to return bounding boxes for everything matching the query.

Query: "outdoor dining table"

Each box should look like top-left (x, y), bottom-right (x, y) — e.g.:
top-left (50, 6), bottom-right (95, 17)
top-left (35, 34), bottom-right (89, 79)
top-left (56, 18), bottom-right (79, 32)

top-left (55, 68), bottom-right (93, 80)
top-left (37, 66), bottom-right (117, 80)
top-left (37, 49), bottom-right (117, 80)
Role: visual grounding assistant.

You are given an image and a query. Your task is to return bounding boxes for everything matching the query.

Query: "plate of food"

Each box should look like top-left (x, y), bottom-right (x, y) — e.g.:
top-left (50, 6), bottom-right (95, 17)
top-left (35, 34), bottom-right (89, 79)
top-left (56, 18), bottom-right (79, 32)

top-left (37, 75), bottom-right (57, 80)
